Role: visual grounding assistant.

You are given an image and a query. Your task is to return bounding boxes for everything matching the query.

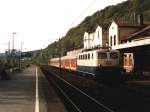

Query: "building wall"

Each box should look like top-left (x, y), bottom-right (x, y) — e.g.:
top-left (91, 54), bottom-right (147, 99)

top-left (119, 27), bottom-right (141, 43)
top-left (93, 26), bottom-right (102, 47)
top-left (102, 29), bottom-right (108, 46)
top-left (89, 33), bottom-right (94, 48)
top-left (109, 21), bottom-right (119, 47)
top-left (84, 32), bottom-right (89, 49)
top-left (84, 32), bottom-right (94, 49)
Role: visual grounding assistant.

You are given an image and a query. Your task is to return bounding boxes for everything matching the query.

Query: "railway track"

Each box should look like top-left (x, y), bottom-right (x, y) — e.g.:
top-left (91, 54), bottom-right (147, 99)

top-left (41, 66), bottom-right (150, 112)
top-left (42, 67), bottom-right (114, 112)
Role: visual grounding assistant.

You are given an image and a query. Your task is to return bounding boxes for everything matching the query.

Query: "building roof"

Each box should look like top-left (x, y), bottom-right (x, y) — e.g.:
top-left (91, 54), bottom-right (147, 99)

top-left (85, 24), bottom-right (108, 33)
top-left (113, 19), bottom-right (147, 28)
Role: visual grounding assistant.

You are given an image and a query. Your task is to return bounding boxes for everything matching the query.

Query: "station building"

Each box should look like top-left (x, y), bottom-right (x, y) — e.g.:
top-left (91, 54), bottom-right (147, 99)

top-left (108, 16), bottom-right (150, 74)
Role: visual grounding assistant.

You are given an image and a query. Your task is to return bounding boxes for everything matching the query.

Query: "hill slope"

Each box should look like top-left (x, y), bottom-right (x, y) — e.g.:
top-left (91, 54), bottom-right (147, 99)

top-left (32, 0), bottom-right (150, 64)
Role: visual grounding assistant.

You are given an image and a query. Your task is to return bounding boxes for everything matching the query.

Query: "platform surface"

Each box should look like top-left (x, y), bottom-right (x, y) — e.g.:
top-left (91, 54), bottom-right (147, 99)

top-left (0, 66), bottom-right (66, 112)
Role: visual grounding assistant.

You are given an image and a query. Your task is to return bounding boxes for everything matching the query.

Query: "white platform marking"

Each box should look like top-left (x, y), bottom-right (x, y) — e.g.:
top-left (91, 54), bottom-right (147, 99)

top-left (35, 67), bottom-right (39, 112)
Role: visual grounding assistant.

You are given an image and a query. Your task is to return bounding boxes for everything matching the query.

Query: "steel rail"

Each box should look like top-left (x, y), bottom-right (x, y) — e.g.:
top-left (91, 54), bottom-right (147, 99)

top-left (48, 75), bottom-right (83, 112)
top-left (52, 71), bottom-right (115, 112)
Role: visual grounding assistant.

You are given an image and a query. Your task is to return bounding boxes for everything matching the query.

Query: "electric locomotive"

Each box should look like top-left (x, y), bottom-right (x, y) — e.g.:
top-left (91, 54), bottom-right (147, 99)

top-left (77, 48), bottom-right (120, 78)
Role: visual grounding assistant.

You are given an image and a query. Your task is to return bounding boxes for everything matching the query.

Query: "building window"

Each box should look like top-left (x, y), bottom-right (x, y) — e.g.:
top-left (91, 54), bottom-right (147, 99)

top-left (88, 53), bottom-right (90, 59)
top-left (114, 35), bottom-right (116, 45)
top-left (92, 53), bottom-right (93, 58)
top-left (98, 31), bottom-right (99, 39)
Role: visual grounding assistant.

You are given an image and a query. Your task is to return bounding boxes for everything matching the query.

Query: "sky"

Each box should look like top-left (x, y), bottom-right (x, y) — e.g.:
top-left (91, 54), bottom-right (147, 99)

top-left (0, 0), bottom-right (127, 53)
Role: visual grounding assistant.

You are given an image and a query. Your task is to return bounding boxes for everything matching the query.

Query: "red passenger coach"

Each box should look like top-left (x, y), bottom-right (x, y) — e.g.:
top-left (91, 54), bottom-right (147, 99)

top-left (49, 55), bottom-right (77, 70)
top-left (49, 58), bottom-right (60, 68)
top-left (61, 55), bottom-right (77, 70)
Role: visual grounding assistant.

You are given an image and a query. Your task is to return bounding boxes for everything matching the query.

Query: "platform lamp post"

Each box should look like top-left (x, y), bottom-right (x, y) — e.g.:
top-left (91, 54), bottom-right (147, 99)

top-left (58, 38), bottom-right (62, 72)
top-left (12, 32), bottom-right (17, 68)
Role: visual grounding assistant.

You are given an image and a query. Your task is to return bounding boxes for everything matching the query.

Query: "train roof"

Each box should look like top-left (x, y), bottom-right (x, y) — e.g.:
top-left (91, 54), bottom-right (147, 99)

top-left (50, 55), bottom-right (76, 61)
top-left (50, 57), bottom-right (59, 61)
top-left (61, 55), bottom-right (76, 59)
top-left (78, 48), bottom-right (119, 55)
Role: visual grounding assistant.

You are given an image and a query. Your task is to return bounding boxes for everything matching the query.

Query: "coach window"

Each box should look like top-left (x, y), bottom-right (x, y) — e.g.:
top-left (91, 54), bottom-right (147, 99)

top-left (85, 54), bottom-right (87, 60)
top-left (98, 52), bottom-right (107, 59)
top-left (88, 53), bottom-right (90, 59)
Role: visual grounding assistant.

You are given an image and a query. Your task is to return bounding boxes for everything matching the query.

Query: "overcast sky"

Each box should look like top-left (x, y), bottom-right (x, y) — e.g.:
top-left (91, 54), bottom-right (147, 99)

top-left (0, 0), bottom-right (127, 53)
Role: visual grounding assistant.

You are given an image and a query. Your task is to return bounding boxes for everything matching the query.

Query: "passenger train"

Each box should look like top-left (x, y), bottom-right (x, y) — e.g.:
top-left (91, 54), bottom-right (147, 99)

top-left (49, 48), bottom-right (120, 79)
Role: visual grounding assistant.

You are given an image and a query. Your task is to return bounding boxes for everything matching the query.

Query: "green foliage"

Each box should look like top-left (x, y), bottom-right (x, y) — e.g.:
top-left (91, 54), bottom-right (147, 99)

top-left (33, 0), bottom-right (150, 64)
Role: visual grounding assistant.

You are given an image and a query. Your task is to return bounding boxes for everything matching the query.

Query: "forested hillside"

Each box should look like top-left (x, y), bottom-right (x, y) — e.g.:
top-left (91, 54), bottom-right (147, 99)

top-left (32, 0), bottom-right (150, 64)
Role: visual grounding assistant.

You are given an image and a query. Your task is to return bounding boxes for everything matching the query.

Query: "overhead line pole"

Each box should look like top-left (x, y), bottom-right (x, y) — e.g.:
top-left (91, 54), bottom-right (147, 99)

top-left (12, 32), bottom-right (17, 50)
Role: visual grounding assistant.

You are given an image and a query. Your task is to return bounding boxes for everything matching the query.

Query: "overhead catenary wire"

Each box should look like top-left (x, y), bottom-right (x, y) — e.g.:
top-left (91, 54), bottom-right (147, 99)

top-left (69, 0), bottom-right (96, 28)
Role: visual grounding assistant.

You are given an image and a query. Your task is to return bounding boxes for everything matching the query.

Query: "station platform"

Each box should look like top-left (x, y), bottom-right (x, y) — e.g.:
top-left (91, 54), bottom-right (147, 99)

top-left (0, 65), bottom-right (67, 112)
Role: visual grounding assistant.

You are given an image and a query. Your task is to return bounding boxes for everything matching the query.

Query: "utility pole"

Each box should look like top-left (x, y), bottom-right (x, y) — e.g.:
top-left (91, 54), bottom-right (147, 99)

top-left (12, 32), bottom-right (17, 50)
top-left (8, 42), bottom-right (10, 55)
top-left (58, 38), bottom-right (61, 72)
top-left (12, 32), bottom-right (17, 68)
top-left (20, 42), bottom-right (24, 69)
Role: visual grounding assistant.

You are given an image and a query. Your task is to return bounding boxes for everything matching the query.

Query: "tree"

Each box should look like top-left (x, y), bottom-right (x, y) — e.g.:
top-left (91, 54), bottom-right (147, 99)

top-left (132, 0), bottom-right (143, 13)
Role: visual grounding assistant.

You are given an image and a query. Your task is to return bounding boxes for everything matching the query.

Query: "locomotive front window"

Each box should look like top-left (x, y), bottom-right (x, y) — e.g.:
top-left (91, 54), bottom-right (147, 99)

top-left (98, 52), bottom-right (107, 59)
top-left (110, 52), bottom-right (118, 59)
